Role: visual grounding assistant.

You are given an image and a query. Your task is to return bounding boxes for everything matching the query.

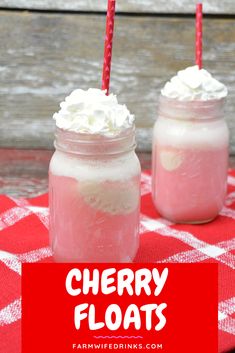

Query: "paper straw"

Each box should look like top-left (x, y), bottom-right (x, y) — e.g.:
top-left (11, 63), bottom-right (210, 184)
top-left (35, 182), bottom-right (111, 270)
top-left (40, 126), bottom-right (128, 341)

top-left (102, 0), bottom-right (116, 95)
top-left (195, 3), bottom-right (203, 69)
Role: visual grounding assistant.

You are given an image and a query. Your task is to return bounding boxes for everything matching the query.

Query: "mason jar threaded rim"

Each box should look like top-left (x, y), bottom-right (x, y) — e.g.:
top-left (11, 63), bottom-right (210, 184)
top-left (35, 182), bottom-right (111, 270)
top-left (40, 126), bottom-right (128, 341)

top-left (54, 126), bottom-right (137, 156)
top-left (158, 95), bottom-right (226, 121)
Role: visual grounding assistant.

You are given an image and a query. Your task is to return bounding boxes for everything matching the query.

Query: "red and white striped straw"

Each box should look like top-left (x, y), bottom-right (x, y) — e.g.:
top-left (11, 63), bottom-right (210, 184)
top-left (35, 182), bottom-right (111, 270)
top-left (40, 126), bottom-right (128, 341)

top-left (102, 0), bottom-right (116, 95)
top-left (195, 3), bottom-right (203, 69)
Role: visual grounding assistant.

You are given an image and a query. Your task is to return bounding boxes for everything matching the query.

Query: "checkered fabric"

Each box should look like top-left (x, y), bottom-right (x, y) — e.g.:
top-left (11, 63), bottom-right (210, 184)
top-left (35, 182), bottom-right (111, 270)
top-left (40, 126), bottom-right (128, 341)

top-left (0, 171), bottom-right (235, 353)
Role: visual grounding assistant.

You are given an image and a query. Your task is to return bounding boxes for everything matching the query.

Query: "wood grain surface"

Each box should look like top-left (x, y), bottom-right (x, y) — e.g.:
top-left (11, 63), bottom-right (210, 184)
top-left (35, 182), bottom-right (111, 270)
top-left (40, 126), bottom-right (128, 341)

top-left (0, 11), bottom-right (235, 152)
top-left (0, 0), bottom-right (235, 15)
top-left (0, 149), bottom-right (152, 197)
top-left (0, 149), bottom-right (51, 197)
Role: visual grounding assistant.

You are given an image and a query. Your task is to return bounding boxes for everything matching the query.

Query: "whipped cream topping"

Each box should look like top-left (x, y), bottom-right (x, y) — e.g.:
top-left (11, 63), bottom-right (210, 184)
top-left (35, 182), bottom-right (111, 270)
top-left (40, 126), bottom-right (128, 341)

top-left (53, 88), bottom-right (135, 136)
top-left (161, 65), bottom-right (228, 101)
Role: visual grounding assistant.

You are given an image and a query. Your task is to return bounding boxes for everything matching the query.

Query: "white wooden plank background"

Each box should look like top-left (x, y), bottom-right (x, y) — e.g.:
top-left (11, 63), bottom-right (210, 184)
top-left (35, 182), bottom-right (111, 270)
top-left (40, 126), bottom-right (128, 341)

top-left (0, 11), bottom-right (234, 152)
top-left (0, 0), bottom-right (235, 15)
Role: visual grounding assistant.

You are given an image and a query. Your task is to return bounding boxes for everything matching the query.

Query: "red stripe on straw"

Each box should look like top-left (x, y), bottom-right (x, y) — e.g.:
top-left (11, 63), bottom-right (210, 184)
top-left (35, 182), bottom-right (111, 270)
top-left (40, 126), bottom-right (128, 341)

top-left (195, 3), bottom-right (203, 69)
top-left (102, 0), bottom-right (116, 95)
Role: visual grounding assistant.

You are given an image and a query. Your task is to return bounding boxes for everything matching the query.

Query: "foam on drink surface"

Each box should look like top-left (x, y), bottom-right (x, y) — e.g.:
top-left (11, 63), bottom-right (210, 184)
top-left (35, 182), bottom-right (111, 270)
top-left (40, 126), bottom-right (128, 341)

top-left (50, 151), bottom-right (140, 215)
top-left (50, 150), bottom-right (140, 182)
top-left (154, 116), bottom-right (229, 150)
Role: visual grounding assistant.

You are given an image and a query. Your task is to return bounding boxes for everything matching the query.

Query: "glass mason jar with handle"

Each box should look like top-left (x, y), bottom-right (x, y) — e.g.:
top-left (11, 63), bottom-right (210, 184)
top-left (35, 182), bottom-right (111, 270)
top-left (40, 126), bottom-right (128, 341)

top-left (49, 126), bottom-right (141, 263)
top-left (152, 95), bottom-right (229, 224)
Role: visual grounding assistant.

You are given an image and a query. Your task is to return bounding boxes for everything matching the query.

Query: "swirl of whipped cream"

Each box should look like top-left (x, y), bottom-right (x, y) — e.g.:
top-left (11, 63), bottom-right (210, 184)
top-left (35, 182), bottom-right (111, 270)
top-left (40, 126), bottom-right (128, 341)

top-left (53, 88), bottom-right (135, 136)
top-left (161, 65), bottom-right (228, 101)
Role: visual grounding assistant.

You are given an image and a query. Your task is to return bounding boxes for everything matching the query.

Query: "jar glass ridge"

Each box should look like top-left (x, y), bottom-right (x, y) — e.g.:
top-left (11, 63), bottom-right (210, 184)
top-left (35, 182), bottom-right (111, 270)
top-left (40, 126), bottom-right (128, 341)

top-left (54, 126), bottom-right (137, 156)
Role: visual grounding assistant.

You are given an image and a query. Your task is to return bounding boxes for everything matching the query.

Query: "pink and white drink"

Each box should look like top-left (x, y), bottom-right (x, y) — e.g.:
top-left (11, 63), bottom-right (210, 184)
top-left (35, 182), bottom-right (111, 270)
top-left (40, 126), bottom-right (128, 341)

top-left (152, 66), bottom-right (229, 223)
top-left (49, 88), bottom-right (141, 262)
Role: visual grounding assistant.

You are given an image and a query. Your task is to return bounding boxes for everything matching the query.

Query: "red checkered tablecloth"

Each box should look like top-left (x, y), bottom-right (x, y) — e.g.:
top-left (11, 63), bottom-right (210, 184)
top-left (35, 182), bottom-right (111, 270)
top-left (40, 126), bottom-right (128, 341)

top-left (0, 171), bottom-right (235, 353)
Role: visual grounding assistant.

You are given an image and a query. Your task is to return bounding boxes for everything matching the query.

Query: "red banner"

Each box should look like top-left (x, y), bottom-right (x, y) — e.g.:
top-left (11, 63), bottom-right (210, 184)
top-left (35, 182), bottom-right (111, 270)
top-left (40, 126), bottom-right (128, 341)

top-left (22, 264), bottom-right (218, 353)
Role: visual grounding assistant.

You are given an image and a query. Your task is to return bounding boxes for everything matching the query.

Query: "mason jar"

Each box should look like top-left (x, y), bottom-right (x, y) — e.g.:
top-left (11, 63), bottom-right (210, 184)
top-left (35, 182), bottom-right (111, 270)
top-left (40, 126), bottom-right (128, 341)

top-left (49, 126), bottom-right (141, 262)
top-left (152, 95), bottom-right (229, 224)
